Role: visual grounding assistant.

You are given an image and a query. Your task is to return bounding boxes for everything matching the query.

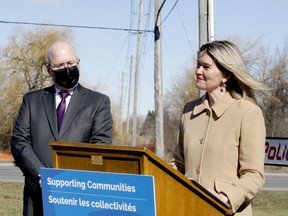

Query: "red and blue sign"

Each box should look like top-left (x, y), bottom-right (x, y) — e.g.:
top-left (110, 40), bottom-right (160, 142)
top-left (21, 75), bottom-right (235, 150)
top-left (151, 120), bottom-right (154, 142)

top-left (40, 168), bottom-right (156, 216)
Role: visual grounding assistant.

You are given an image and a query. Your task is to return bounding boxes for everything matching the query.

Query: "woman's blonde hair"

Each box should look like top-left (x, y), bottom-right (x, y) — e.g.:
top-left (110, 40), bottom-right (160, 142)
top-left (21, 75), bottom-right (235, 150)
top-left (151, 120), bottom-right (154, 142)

top-left (199, 40), bottom-right (267, 102)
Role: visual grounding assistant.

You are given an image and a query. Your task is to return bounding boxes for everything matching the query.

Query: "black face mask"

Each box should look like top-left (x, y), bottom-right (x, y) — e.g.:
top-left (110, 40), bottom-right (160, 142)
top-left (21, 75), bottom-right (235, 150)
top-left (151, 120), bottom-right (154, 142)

top-left (53, 66), bottom-right (79, 89)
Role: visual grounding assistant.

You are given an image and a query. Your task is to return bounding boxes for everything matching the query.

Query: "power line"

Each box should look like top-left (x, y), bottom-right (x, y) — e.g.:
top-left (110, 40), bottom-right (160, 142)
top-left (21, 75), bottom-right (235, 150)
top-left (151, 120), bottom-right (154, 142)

top-left (160, 0), bottom-right (180, 26)
top-left (1, 0), bottom-right (179, 36)
top-left (0, 20), bottom-right (153, 33)
top-left (154, 0), bottom-right (179, 41)
top-left (176, 5), bottom-right (194, 54)
top-left (155, 0), bottom-right (180, 28)
top-left (138, 0), bottom-right (153, 87)
top-left (102, 35), bottom-right (129, 91)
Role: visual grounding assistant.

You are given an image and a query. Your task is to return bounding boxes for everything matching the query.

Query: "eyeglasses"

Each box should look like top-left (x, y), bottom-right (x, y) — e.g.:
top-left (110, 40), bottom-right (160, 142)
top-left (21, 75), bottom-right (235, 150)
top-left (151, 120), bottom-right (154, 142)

top-left (49, 59), bottom-right (79, 71)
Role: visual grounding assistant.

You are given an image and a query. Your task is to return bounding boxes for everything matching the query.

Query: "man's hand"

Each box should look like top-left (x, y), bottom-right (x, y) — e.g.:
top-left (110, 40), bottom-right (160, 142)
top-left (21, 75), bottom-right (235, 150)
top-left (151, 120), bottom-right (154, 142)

top-left (38, 174), bottom-right (41, 187)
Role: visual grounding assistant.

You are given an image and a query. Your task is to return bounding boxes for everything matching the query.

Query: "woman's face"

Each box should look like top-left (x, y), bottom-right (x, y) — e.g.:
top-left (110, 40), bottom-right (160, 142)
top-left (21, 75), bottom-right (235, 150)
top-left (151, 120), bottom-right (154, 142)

top-left (195, 52), bottom-right (227, 94)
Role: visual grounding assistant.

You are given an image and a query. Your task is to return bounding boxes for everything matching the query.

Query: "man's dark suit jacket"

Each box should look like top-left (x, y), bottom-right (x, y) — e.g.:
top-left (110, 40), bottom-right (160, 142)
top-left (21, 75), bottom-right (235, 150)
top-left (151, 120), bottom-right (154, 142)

top-left (11, 84), bottom-right (113, 215)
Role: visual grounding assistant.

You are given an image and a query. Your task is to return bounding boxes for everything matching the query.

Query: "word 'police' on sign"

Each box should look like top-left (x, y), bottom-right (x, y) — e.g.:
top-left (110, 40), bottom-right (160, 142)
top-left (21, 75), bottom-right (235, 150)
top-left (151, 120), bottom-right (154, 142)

top-left (265, 138), bottom-right (288, 166)
top-left (40, 168), bottom-right (156, 216)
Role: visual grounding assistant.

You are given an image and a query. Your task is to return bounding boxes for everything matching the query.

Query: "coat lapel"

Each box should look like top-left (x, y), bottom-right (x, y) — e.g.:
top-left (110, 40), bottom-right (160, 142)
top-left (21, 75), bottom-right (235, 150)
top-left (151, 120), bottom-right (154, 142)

top-left (58, 84), bottom-right (86, 139)
top-left (192, 92), bottom-right (236, 118)
top-left (193, 93), bottom-right (210, 116)
top-left (42, 86), bottom-right (58, 140)
top-left (211, 92), bottom-right (236, 118)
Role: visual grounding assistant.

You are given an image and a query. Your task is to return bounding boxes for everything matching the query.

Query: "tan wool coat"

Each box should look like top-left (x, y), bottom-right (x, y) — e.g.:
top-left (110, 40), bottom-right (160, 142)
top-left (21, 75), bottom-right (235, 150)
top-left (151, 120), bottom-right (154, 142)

top-left (171, 92), bottom-right (265, 216)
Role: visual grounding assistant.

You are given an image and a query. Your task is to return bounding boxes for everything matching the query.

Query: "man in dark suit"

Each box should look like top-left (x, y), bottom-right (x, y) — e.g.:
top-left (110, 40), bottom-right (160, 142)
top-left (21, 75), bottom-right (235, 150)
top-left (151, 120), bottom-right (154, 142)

top-left (11, 40), bottom-right (113, 216)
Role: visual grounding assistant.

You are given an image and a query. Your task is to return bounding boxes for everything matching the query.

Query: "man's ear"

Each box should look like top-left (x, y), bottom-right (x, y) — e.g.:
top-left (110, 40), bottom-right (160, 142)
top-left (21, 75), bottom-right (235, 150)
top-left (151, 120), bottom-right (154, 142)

top-left (46, 64), bottom-right (53, 77)
top-left (45, 63), bottom-right (49, 71)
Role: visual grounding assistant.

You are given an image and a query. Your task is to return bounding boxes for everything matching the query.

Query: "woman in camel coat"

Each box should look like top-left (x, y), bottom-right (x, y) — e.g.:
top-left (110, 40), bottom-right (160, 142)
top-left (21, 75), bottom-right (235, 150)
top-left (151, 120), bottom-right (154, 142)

top-left (170, 40), bottom-right (267, 216)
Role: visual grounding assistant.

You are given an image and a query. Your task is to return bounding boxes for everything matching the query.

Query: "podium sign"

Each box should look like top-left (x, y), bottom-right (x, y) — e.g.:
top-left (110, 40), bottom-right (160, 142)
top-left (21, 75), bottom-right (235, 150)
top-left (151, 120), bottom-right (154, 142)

top-left (40, 168), bottom-right (156, 216)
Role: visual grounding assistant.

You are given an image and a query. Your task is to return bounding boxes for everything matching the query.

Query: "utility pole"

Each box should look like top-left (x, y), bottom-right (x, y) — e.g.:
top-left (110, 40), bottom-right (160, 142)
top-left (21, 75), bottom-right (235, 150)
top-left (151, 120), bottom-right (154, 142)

top-left (198, 0), bottom-right (214, 96)
top-left (154, 0), bottom-right (164, 158)
top-left (199, 0), bottom-right (209, 48)
top-left (126, 55), bottom-right (133, 145)
top-left (119, 71), bottom-right (124, 138)
top-left (208, 0), bottom-right (215, 42)
top-left (131, 0), bottom-right (143, 147)
top-left (199, 0), bottom-right (215, 47)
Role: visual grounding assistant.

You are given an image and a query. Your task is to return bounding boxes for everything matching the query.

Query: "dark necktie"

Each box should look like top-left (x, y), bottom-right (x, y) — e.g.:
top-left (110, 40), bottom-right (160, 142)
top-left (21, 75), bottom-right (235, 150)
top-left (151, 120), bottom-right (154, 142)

top-left (57, 91), bottom-right (70, 131)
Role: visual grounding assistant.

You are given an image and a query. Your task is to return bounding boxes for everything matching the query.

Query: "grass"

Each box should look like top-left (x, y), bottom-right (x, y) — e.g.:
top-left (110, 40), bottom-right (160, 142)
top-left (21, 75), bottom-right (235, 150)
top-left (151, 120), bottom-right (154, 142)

top-left (0, 182), bottom-right (23, 216)
top-left (252, 190), bottom-right (288, 216)
top-left (0, 182), bottom-right (287, 215)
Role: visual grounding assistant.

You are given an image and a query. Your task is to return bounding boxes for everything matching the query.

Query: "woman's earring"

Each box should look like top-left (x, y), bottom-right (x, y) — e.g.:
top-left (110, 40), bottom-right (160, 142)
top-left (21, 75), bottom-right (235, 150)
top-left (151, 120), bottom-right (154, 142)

top-left (221, 82), bottom-right (226, 92)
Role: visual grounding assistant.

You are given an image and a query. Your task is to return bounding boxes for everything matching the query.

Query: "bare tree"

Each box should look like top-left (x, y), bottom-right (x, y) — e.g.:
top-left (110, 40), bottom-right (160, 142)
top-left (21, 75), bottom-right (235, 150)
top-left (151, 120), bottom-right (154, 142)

top-left (0, 26), bottom-right (73, 150)
top-left (260, 40), bottom-right (288, 137)
top-left (229, 36), bottom-right (266, 74)
top-left (1, 26), bottom-right (72, 92)
top-left (138, 111), bottom-right (156, 150)
top-left (0, 74), bottom-right (24, 150)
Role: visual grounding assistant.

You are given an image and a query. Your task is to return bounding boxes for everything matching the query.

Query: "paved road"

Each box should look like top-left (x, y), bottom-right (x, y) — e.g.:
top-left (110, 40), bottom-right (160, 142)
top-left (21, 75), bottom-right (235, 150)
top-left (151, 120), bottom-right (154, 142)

top-left (263, 172), bottom-right (288, 191)
top-left (0, 162), bottom-right (24, 182)
top-left (1, 162), bottom-right (288, 191)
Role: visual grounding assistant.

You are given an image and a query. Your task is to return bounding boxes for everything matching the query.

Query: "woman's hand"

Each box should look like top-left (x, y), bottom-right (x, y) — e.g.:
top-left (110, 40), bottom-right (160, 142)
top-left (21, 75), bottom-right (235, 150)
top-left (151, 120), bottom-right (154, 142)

top-left (207, 188), bottom-right (229, 203)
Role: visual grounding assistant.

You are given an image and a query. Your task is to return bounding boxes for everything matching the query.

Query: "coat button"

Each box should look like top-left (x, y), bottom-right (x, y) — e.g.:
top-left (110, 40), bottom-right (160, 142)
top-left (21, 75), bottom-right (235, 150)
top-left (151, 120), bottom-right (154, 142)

top-left (199, 138), bottom-right (204, 144)
top-left (196, 168), bottom-right (200, 174)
